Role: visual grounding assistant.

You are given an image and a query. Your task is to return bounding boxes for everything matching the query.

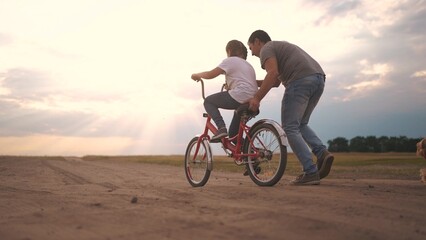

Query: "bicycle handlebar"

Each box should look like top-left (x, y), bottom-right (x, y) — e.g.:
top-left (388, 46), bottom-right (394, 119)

top-left (196, 79), bottom-right (206, 100)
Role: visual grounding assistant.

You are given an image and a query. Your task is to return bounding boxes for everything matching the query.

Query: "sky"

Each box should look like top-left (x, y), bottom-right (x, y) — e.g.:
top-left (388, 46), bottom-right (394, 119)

top-left (0, 0), bottom-right (425, 156)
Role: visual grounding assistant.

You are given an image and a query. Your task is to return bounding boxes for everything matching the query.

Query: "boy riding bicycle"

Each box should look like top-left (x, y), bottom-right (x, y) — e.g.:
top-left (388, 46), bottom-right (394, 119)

top-left (191, 40), bottom-right (258, 142)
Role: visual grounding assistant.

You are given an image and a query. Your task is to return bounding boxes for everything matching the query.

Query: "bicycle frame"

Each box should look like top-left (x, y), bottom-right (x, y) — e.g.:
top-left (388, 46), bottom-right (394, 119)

top-left (193, 113), bottom-right (260, 165)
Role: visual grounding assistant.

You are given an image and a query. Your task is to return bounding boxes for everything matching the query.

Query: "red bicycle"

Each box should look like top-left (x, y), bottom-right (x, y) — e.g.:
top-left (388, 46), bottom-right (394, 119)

top-left (184, 80), bottom-right (288, 187)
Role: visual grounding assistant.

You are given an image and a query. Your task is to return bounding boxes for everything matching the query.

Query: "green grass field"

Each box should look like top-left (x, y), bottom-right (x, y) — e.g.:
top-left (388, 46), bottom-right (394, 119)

top-left (82, 152), bottom-right (426, 180)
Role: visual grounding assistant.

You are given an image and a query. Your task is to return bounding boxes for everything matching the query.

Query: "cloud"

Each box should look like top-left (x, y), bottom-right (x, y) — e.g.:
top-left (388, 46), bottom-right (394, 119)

top-left (333, 60), bottom-right (392, 102)
top-left (411, 70), bottom-right (426, 94)
top-left (344, 80), bottom-right (381, 93)
top-left (1, 68), bottom-right (53, 99)
top-left (0, 67), bottom-right (128, 138)
top-left (313, 0), bottom-right (426, 102)
top-left (411, 70), bottom-right (426, 78)
top-left (309, 0), bottom-right (410, 37)
top-left (311, 0), bottom-right (361, 25)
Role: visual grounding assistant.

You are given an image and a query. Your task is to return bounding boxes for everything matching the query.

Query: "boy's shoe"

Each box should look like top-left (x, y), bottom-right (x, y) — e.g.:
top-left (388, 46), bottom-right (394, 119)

top-left (317, 150), bottom-right (334, 179)
top-left (210, 127), bottom-right (228, 143)
top-left (290, 172), bottom-right (320, 185)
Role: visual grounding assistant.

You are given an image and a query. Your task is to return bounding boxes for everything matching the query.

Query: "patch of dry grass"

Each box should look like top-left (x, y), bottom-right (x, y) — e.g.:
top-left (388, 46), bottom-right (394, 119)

top-left (82, 152), bottom-right (426, 180)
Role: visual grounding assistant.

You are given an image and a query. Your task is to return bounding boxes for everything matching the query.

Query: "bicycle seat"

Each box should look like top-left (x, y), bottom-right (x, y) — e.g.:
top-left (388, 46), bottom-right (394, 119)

top-left (236, 103), bottom-right (260, 118)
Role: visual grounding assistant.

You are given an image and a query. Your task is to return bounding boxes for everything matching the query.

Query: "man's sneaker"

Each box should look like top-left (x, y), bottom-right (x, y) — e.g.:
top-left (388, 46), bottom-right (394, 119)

top-left (290, 172), bottom-right (320, 185)
top-left (317, 150), bottom-right (334, 179)
top-left (210, 127), bottom-right (228, 143)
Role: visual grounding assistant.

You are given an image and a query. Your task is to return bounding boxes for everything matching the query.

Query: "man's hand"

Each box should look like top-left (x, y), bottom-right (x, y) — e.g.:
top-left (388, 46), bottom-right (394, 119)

top-left (248, 97), bottom-right (260, 112)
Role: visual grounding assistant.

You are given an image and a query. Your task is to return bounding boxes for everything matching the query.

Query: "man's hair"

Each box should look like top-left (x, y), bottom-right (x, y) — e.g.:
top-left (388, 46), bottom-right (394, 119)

top-left (248, 30), bottom-right (271, 44)
top-left (226, 40), bottom-right (248, 60)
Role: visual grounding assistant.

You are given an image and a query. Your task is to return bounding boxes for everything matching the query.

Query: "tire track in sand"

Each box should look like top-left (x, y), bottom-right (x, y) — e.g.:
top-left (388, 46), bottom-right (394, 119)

top-left (42, 158), bottom-right (119, 191)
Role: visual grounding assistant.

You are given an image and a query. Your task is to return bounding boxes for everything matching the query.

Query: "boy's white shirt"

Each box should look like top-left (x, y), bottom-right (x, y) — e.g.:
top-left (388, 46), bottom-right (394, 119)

top-left (218, 56), bottom-right (257, 104)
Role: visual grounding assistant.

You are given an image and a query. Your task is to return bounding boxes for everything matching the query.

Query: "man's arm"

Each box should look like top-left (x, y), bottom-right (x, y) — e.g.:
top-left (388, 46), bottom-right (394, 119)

top-left (256, 78), bottom-right (281, 88)
top-left (249, 57), bottom-right (281, 110)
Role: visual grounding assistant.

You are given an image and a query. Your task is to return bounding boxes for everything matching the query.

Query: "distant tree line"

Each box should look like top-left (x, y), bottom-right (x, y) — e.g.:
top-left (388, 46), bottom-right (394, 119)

top-left (327, 136), bottom-right (422, 152)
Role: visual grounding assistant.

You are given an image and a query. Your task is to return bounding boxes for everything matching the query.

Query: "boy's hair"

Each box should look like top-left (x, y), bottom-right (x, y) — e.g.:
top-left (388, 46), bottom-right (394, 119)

top-left (226, 40), bottom-right (248, 60)
top-left (248, 30), bottom-right (271, 44)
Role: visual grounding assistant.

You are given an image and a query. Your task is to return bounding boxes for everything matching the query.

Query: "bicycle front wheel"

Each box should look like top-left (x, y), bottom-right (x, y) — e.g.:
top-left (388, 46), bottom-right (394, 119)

top-left (244, 123), bottom-right (287, 186)
top-left (184, 137), bottom-right (212, 187)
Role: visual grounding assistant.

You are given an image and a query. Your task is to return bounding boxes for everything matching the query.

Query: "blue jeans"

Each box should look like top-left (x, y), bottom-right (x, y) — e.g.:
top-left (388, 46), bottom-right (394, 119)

top-left (281, 74), bottom-right (327, 174)
top-left (204, 91), bottom-right (241, 139)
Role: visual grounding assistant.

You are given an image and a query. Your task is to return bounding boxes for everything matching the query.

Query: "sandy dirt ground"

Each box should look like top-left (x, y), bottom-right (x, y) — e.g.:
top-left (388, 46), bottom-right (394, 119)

top-left (0, 156), bottom-right (425, 240)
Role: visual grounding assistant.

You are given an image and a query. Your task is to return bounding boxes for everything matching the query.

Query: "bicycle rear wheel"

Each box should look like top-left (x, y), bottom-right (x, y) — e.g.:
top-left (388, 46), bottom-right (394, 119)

top-left (244, 123), bottom-right (287, 186)
top-left (184, 137), bottom-right (212, 187)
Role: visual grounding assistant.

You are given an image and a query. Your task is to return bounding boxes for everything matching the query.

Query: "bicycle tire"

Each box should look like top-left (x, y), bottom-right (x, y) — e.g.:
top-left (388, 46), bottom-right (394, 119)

top-left (184, 137), bottom-right (212, 187)
top-left (243, 123), bottom-right (287, 186)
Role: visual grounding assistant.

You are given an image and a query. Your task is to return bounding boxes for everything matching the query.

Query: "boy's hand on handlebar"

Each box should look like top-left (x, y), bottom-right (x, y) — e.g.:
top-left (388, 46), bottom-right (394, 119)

top-left (248, 97), bottom-right (260, 111)
top-left (191, 74), bottom-right (202, 82)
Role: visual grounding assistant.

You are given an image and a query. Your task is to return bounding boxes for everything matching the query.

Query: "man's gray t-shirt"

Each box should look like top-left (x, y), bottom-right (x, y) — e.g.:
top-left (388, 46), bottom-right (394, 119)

top-left (260, 41), bottom-right (325, 87)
